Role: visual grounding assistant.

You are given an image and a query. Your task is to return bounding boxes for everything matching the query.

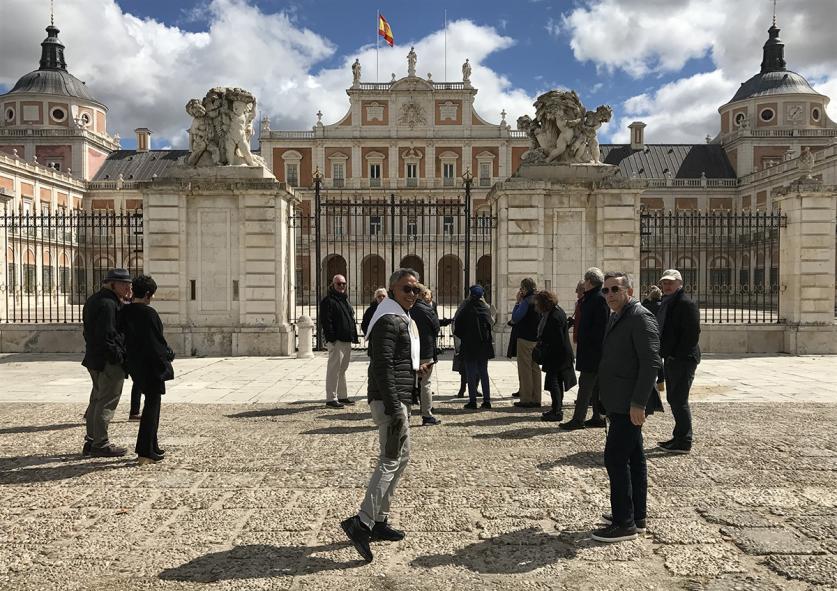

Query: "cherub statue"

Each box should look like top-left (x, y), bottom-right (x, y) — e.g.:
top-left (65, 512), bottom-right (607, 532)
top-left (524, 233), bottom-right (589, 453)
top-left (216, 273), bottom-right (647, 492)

top-left (203, 87), bottom-right (226, 162)
top-left (570, 104), bottom-right (612, 163)
top-left (225, 88), bottom-right (257, 166)
top-left (185, 98), bottom-right (219, 166)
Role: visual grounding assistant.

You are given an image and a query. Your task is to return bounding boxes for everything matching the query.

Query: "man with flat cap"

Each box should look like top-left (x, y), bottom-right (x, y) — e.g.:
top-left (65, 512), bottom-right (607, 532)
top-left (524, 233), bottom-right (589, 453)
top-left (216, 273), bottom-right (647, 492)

top-left (656, 269), bottom-right (701, 454)
top-left (82, 268), bottom-right (132, 457)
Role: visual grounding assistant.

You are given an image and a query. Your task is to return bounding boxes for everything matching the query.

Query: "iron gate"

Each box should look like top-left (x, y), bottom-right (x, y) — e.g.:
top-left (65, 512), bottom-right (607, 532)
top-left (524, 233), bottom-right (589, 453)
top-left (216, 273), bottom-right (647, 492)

top-left (291, 178), bottom-right (495, 350)
top-left (640, 209), bottom-right (785, 323)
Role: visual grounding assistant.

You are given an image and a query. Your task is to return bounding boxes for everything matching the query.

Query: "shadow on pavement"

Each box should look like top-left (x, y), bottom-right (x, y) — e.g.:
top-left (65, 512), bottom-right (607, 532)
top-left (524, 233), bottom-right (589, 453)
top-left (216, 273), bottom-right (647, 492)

top-left (472, 427), bottom-right (555, 440)
top-left (456, 415), bottom-right (540, 428)
top-left (411, 527), bottom-right (579, 573)
top-left (537, 450), bottom-right (603, 471)
top-left (159, 543), bottom-right (363, 581)
top-left (316, 412), bottom-right (372, 422)
top-left (0, 454), bottom-right (133, 485)
top-left (0, 423), bottom-right (81, 435)
top-left (301, 425), bottom-right (375, 435)
top-left (226, 405), bottom-right (321, 419)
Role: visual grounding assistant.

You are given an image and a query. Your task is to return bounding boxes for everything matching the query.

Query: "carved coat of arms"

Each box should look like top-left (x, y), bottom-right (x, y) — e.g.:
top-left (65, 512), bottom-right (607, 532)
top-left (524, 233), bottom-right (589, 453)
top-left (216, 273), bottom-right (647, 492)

top-left (398, 101), bottom-right (427, 129)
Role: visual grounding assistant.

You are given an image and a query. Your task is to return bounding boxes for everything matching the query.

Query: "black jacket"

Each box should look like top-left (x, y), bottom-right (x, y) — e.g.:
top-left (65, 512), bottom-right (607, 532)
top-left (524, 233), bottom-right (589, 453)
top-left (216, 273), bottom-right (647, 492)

top-left (658, 289), bottom-right (701, 363)
top-left (453, 298), bottom-right (495, 361)
top-left (367, 313), bottom-right (416, 415)
top-left (119, 303), bottom-right (175, 395)
top-left (411, 300), bottom-right (440, 360)
top-left (514, 291), bottom-right (540, 342)
top-left (641, 298), bottom-right (661, 316)
top-left (598, 299), bottom-right (662, 415)
top-left (81, 288), bottom-right (126, 371)
top-left (360, 300), bottom-right (379, 336)
top-left (536, 305), bottom-right (575, 372)
top-left (575, 286), bottom-right (609, 373)
top-left (319, 288), bottom-right (359, 343)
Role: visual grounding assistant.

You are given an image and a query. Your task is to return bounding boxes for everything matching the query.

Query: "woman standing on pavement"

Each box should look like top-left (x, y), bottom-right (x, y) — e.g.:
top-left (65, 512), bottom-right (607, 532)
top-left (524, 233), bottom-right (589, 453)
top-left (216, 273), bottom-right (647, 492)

top-left (119, 275), bottom-right (175, 465)
top-left (533, 290), bottom-right (576, 422)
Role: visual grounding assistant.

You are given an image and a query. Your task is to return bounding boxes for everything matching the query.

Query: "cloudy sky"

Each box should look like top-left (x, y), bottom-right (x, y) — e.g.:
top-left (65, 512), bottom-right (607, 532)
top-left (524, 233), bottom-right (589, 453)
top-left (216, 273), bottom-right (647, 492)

top-left (1, 0), bottom-right (835, 149)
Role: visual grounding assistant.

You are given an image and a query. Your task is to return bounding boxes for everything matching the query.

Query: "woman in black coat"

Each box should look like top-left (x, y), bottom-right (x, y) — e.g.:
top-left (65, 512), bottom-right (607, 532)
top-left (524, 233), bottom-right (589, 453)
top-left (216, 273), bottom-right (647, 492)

top-left (533, 290), bottom-right (576, 422)
top-left (453, 285), bottom-right (495, 409)
top-left (119, 275), bottom-right (174, 465)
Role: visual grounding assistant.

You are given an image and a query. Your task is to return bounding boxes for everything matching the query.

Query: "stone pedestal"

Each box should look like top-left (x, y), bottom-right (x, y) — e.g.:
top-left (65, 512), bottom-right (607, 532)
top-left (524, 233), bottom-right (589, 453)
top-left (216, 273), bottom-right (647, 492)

top-left (773, 178), bottom-right (837, 354)
top-left (141, 164), bottom-right (296, 357)
top-left (489, 164), bottom-right (645, 353)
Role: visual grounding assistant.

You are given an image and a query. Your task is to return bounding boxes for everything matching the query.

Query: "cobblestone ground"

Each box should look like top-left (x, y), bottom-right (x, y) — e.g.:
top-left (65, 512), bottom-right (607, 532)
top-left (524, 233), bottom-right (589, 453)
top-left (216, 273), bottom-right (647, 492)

top-left (1, 399), bottom-right (836, 590)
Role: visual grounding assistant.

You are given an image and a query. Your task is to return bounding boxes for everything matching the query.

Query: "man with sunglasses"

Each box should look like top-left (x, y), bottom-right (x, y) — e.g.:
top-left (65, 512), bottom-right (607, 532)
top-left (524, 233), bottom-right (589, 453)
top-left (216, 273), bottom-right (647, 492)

top-left (594, 272), bottom-right (661, 543)
top-left (320, 274), bottom-right (359, 408)
top-left (341, 268), bottom-right (422, 562)
top-left (656, 269), bottom-right (701, 454)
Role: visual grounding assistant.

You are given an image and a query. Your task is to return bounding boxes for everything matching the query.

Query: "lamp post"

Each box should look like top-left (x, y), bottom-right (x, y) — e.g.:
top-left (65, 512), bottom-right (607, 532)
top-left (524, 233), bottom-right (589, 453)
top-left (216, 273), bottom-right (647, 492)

top-left (462, 167), bottom-right (473, 296)
top-left (313, 166), bottom-right (323, 351)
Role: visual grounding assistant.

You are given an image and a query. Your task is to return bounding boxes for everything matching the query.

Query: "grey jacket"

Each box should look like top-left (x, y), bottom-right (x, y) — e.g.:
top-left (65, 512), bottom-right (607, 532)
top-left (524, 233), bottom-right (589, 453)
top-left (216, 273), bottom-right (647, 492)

top-left (597, 299), bottom-right (662, 415)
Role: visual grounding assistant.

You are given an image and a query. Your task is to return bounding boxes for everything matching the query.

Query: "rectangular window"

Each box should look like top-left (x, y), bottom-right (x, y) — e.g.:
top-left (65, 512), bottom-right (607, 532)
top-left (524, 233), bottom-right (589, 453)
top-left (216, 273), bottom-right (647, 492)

top-left (332, 163), bottom-right (344, 188)
top-left (443, 215), bottom-right (455, 236)
top-left (74, 268), bottom-right (87, 295)
top-left (479, 162), bottom-right (491, 186)
top-left (406, 163), bottom-right (418, 187)
top-left (23, 264), bottom-right (36, 294)
top-left (443, 163), bottom-right (455, 186)
top-left (7, 263), bottom-right (17, 292)
top-left (333, 215), bottom-right (344, 237)
top-left (285, 163), bottom-right (299, 187)
top-left (369, 215), bottom-right (382, 236)
top-left (369, 163), bottom-right (381, 187)
top-left (739, 269), bottom-right (750, 287)
top-left (43, 266), bottom-right (53, 292)
top-left (407, 218), bottom-right (417, 237)
top-left (59, 266), bottom-right (70, 293)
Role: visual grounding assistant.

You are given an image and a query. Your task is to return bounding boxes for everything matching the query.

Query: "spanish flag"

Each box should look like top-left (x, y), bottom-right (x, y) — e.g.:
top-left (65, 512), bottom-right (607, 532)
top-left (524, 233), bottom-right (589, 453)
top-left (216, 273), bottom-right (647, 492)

top-left (378, 13), bottom-right (394, 46)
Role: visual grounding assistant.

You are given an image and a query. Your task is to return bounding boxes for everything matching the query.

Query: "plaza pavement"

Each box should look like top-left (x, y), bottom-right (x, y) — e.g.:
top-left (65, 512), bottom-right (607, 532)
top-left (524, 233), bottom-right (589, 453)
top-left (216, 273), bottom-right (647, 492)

top-left (0, 353), bottom-right (836, 590)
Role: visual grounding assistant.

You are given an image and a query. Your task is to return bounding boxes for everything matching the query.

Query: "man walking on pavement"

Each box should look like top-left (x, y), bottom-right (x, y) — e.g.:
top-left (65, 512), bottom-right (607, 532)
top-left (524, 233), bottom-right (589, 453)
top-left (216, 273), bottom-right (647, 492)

top-left (320, 274), bottom-right (359, 408)
top-left (82, 268), bottom-right (132, 457)
top-left (656, 269), bottom-right (701, 454)
top-left (340, 268), bottom-right (423, 562)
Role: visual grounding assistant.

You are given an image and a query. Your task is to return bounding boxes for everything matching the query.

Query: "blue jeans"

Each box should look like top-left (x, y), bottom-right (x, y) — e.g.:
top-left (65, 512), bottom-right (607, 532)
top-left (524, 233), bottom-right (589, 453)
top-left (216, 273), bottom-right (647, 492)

top-left (465, 358), bottom-right (490, 403)
top-left (604, 413), bottom-right (647, 527)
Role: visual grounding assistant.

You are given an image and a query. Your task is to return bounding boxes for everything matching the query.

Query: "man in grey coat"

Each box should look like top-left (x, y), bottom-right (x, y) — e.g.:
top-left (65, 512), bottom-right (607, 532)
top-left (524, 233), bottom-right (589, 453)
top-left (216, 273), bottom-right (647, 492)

top-left (593, 271), bottom-right (662, 543)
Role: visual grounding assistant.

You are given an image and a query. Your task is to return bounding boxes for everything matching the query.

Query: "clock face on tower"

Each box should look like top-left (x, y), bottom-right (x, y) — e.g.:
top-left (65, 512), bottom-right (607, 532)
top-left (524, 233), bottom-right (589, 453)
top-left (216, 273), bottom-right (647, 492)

top-left (787, 104), bottom-right (803, 122)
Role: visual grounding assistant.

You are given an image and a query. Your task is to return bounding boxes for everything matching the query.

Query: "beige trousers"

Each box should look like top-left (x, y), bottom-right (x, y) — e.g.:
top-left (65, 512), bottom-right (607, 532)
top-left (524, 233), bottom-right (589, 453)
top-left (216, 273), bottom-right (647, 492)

top-left (516, 338), bottom-right (542, 404)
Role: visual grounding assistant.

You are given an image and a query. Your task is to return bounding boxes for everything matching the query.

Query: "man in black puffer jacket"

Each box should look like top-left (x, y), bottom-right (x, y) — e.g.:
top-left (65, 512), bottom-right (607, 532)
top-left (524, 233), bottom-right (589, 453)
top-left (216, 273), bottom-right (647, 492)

top-left (341, 268), bottom-right (422, 563)
top-left (319, 275), bottom-right (359, 408)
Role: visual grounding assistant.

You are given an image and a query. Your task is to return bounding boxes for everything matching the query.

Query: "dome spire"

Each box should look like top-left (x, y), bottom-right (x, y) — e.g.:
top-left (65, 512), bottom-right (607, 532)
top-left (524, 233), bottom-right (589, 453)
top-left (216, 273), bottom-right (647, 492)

top-left (760, 12), bottom-right (786, 74)
top-left (39, 4), bottom-right (67, 72)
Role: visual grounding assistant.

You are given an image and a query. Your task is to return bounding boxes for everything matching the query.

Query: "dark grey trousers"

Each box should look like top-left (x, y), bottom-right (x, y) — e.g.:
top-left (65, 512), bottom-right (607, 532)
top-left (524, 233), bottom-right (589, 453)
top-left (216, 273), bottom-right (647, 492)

top-left (571, 371), bottom-right (602, 422)
top-left (85, 363), bottom-right (125, 447)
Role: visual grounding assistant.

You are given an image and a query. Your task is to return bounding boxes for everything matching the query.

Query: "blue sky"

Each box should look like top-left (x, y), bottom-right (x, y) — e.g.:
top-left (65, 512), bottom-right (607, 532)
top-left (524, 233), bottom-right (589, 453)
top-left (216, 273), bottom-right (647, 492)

top-left (1, 0), bottom-right (835, 149)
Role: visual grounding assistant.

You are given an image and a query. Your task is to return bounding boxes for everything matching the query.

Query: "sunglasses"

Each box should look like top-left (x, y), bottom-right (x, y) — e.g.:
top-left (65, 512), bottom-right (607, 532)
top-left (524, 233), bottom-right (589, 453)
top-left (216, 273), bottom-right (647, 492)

top-left (401, 286), bottom-right (421, 295)
top-left (335, 282), bottom-right (347, 286)
top-left (601, 286), bottom-right (624, 294)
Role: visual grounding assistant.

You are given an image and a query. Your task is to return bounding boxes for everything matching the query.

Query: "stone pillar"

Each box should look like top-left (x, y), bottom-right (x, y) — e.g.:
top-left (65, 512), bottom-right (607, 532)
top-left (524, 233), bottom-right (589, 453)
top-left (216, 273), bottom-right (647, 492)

top-left (773, 177), bottom-right (837, 354)
top-left (142, 164), bottom-right (296, 357)
top-left (0, 192), bottom-right (11, 322)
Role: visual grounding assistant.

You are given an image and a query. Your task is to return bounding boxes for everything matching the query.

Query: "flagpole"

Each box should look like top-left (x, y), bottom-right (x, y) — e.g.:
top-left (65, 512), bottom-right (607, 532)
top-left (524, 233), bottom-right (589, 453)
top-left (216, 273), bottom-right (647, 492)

top-left (444, 9), bottom-right (448, 81)
top-left (376, 9), bottom-right (380, 82)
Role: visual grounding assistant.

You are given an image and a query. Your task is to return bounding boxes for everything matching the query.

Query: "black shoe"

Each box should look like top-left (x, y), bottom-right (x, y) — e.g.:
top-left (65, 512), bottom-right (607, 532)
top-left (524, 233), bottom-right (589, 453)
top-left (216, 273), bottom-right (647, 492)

top-left (659, 440), bottom-right (692, 454)
top-left (82, 440), bottom-right (92, 457)
top-left (559, 419), bottom-right (586, 431)
top-left (657, 438), bottom-right (675, 448)
top-left (90, 443), bottom-right (127, 457)
top-left (584, 417), bottom-right (607, 428)
top-left (340, 516), bottom-right (373, 562)
top-left (371, 519), bottom-right (405, 542)
top-left (422, 416), bottom-right (441, 426)
top-left (592, 523), bottom-right (638, 543)
top-left (137, 451), bottom-right (165, 465)
top-left (513, 401), bottom-right (540, 408)
top-left (541, 410), bottom-right (563, 422)
top-left (326, 400), bottom-right (345, 409)
top-left (511, 391), bottom-right (520, 398)
top-left (463, 401), bottom-right (478, 409)
top-left (153, 447), bottom-right (166, 456)
top-left (601, 513), bottom-right (646, 533)
top-left (456, 390), bottom-right (466, 398)
top-left (128, 414), bottom-right (141, 421)
top-left (337, 398), bottom-right (356, 405)
top-left (480, 401), bottom-right (492, 409)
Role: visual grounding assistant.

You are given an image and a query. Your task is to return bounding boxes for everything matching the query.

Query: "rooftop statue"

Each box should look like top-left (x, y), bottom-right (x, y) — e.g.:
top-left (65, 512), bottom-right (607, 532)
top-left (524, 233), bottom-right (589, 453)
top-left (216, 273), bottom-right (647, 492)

top-left (185, 87), bottom-right (264, 167)
top-left (352, 59), bottom-right (361, 86)
top-left (517, 90), bottom-right (612, 165)
top-left (407, 46), bottom-right (417, 77)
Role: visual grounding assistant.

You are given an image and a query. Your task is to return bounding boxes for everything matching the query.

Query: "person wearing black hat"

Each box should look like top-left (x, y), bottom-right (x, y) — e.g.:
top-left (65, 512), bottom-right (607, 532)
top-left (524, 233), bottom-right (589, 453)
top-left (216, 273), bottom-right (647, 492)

top-left (453, 285), bottom-right (495, 409)
top-left (81, 268), bottom-right (132, 457)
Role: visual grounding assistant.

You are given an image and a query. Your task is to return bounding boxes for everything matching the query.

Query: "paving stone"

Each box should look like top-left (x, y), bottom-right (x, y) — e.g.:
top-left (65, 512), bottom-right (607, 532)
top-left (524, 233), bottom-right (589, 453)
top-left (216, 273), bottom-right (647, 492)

top-left (722, 527), bottom-right (825, 555)
top-left (765, 555), bottom-right (837, 586)
top-left (699, 508), bottom-right (777, 528)
top-left (649, 518), bottom-right (723, 544)
top-left (657, 543), bottom-right (748, 577)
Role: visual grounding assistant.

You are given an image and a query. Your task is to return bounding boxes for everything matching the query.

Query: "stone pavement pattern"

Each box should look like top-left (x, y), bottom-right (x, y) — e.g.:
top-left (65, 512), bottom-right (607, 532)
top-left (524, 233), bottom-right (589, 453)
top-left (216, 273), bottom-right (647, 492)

top-left (1, 394), bottom-right (836, 589)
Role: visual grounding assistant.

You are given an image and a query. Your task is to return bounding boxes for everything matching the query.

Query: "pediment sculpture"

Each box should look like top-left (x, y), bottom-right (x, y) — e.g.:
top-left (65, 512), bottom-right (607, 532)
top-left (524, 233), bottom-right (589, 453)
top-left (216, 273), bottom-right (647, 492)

top-left (186, 87), bottom-right (265, 167)
top-left (398, 101), bottom-right (427, 129)
top-left (517, 90), bottom-right (612, 165)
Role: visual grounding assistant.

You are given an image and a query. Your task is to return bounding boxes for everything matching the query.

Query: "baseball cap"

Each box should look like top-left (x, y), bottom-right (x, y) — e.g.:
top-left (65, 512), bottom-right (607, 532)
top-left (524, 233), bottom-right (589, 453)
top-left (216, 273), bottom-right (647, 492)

top-left (659, 269), bottom-right (683, 282)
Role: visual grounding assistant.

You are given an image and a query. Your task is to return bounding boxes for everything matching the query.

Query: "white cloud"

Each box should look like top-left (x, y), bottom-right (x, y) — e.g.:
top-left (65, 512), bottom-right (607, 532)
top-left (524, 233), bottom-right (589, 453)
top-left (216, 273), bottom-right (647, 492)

top-left (0, 2), bottom-right (535, 148)
top-left (562, 0), bottom-right (837, 142)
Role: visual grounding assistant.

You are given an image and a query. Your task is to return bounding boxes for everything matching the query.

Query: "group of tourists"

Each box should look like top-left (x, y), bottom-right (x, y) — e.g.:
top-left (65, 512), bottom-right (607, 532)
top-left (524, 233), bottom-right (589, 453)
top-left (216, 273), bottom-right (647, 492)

top-left (80, 269), bottom-right (174, 465)
top-left (332, 266), bottom-right (700, 561)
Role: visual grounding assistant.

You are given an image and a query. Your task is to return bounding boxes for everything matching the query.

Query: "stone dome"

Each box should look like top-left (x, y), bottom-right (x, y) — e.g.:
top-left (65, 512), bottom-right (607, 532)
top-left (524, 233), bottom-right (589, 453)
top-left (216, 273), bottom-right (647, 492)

top-left (729, 69), bottom-right (818, 103)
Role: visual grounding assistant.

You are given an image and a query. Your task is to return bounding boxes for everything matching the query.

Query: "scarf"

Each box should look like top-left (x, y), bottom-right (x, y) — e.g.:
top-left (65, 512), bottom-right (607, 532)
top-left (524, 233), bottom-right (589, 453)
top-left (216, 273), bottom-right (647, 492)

top-left (365, 297), bottom-right (420, 370)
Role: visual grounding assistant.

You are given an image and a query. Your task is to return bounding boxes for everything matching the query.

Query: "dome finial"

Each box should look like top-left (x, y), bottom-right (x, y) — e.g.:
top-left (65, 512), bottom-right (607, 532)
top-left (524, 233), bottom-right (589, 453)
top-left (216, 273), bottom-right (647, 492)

top-left (50, 0), bottom-right (54, 26)
top-left (760, 9), bottom-right (786, 74)
top-left (772, 0), bottom-right (777, 26)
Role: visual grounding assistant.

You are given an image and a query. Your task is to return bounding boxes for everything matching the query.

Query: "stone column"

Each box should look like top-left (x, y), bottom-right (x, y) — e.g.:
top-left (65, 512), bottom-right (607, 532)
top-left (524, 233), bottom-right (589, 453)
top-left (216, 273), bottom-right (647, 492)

top-left (773, 177), bottom-right (837, 354)
top-left (0, 192), bottom-right (11, 322)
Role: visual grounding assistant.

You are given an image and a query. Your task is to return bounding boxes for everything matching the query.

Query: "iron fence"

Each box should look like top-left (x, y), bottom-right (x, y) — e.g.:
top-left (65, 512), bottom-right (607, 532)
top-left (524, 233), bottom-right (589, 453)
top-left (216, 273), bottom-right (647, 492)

top-left (640, 209), bottom-right (786, 323)
top-left (1, 209), bottom-right (143, 323)
top-left (291, 180), bottom-right (495, 350)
